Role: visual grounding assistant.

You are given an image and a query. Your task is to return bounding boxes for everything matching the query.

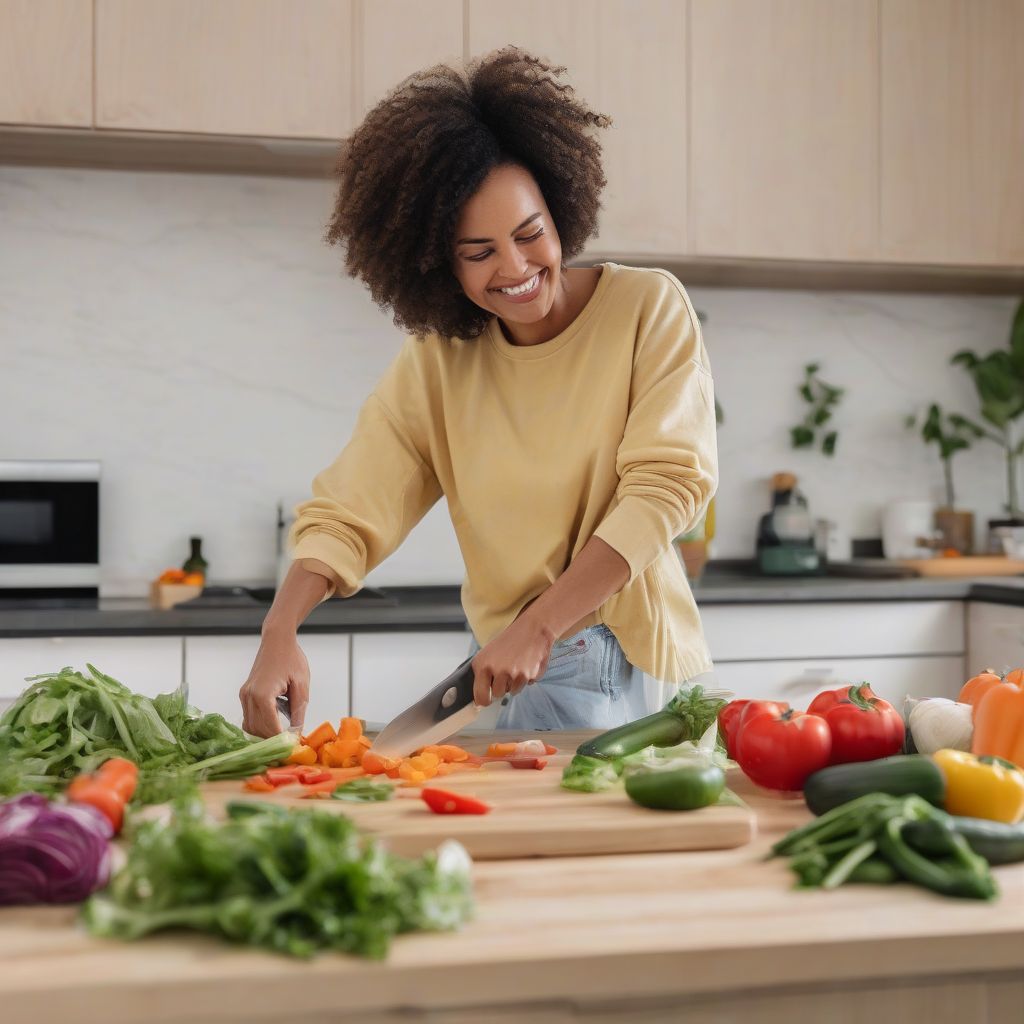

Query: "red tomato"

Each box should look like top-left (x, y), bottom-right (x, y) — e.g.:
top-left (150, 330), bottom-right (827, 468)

top-left (735, 708), bottom-right (832, 791)
top-left (718, 699), bottom-right (789, 757)
top-left (816, 683), bottom-right (904, 764)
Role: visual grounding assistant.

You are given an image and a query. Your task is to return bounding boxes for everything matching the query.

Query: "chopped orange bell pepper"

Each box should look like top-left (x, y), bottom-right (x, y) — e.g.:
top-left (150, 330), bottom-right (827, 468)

top-left (486, 742), bottom-right (519, 757)
top-left (297, 779), bottom-right (339, 798)
top-left (362, 751), bottom-right (400, 775)
top-left (301, 721), bottom-right (337, 751)
top-left (398, 762), bottom-right (428, 784)
top-left (338, 716), bottom-right (364, 742)
top-left (286, 743), bottom-right (318, 766)
top-left (243, 775), bottom-right (275, 793)
top-left (421, 744), bottom-right (471, 763)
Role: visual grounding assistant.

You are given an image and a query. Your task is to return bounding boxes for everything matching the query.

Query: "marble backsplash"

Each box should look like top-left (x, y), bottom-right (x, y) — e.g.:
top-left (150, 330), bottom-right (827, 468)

top-left (0, 165), bottom-right (1018, 594)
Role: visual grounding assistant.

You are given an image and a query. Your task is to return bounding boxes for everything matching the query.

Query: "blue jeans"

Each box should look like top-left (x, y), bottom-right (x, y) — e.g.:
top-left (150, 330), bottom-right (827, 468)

top-left (469, 624), bottom-right (652, 731)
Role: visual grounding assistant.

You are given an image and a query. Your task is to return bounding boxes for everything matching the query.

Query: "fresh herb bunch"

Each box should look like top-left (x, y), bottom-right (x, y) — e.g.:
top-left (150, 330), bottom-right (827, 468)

top-left (905, 403), bottom-right (984, 508)
top-left (82, 799), bottom-right (474, 959)
top-left (791, 363), bottom-right (844, 456)
top-left (0, 665), bottom-right (295, 800)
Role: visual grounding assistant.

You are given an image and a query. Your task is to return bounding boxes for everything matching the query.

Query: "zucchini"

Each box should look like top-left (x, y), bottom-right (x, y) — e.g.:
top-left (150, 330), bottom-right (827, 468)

top-left (576, 709), bottom-right (686, 760)
top-left (624, 764), bottom-right (725, 811)
top-left (904, 815), bottom-right (1024, 866)
top-left (803, 755), bottom-right (945, 816)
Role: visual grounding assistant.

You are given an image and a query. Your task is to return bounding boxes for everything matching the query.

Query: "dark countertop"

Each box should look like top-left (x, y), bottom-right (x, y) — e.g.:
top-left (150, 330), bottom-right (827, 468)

top-left (4, 568), bottom-right (1024, 639)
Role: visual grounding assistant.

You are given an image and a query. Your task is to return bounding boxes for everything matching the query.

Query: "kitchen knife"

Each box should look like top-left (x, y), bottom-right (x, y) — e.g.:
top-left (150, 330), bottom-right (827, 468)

top-left (370, 656), bottom-right (480, 759)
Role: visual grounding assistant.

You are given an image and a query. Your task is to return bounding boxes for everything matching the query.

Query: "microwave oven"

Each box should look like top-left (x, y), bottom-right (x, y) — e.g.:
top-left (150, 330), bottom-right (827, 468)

top-left (0, 460), bottom-right (100, 599)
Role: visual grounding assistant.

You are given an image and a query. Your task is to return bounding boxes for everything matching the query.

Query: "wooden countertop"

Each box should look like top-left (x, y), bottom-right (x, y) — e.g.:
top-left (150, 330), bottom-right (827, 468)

top-left (2, 731), bottom-right (1023, 1024)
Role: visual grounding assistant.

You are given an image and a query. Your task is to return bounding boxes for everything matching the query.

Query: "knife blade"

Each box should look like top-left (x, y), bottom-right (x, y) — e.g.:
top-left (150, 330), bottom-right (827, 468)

top-left (370, 656), bottom-right (480, 759)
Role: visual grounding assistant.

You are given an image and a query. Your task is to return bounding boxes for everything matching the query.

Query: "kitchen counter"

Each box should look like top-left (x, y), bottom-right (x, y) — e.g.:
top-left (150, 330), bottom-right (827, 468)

top-left (5, 569), bottom-right (1024, 639)
top-left (1, 729), bottom-right (1022, 1024)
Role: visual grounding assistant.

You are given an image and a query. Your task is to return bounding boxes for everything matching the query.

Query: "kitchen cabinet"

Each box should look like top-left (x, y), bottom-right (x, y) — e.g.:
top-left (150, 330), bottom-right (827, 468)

top-left (351, 631), bottom-right (501, 729)
top-left (95, 0), bottom-right (355, 138)
top-left (966, 600), bottom-right (1024, 677)
top-left (183, 634), bottom-right (350, 728)
top-left (358, 0), bottom-right (463, 119)
top-left (689, 0), bottom-right (878, 261)
top-left (467, 0), bottom-right (688, 256)
top-left (879, 0), bottom-right (1024, 266)
top-left (0, 635), bottom-right (183, 710)
top-left (700, 600), bottom-right (965, 704)
top-left (0, 0), bottom-right (92, 127)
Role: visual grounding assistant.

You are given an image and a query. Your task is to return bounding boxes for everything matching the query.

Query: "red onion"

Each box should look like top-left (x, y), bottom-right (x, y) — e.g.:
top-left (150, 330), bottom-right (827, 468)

top-left (0, 793), bottom-right (113, 905)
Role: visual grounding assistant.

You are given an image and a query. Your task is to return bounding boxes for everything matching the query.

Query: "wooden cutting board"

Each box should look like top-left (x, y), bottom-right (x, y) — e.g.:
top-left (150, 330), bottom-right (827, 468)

top-left (899, 555), bottom-right (1024, 577)
top-left (200, 754), bottom-right (756, 860)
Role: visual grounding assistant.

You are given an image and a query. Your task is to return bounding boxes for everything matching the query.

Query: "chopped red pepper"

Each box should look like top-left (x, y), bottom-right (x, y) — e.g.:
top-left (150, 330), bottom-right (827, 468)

top-left (264, 767), bottom-right (303, 787)
top-left (421, 787), bottom-right (492, 815)
top-left (508, 757), bottom-right (548, 770)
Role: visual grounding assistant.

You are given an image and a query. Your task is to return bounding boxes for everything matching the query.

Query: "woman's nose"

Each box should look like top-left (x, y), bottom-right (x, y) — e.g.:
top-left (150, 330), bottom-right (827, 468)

top-left (495, 246), bottom-right (530, 281)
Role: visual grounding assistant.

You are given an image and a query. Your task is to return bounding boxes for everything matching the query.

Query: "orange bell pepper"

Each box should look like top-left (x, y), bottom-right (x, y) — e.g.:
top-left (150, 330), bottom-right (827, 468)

top-left (301, 721), bottom-right (337, 751)
top-left (398, 762), bottom-right (428, 784)
top-left (362, 751), bottom-right (400, 775)
top-left (486, 742), bottom-right (519, 757)
top-left (298, 780), bottom-right (339, 798)
top-left (421, 744), bottom-right (471, 763)
top-left (973, 681), bottom-right (1024, 767)
top-left (338, 716), bottom-right (364, 742)
top-left (960, 671), bottom-right (1006, 711)
top-left (286, 743), bottom-right (318, 766)
top-left (243, 775), bottom-right (276, 793)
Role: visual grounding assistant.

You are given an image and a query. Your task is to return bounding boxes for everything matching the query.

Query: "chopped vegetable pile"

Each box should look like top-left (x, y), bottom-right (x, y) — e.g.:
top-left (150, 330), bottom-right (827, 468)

top-left (0, 665), bottom-right (295, 801)
top-left (82, 798), bottom-right (474, 958)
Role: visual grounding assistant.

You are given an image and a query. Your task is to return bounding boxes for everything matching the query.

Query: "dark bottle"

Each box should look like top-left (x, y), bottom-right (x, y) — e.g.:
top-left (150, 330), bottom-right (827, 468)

top-left (182, 536), bottom-right (209, 577)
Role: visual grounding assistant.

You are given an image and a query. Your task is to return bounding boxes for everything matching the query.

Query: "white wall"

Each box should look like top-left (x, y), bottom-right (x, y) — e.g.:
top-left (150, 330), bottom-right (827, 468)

top-left (0, 166), bottom-right (1017, 593)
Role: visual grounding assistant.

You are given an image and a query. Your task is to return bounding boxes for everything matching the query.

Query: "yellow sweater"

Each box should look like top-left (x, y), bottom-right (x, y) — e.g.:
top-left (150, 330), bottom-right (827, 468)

top-left (290, 262), bottom-right (718, 683)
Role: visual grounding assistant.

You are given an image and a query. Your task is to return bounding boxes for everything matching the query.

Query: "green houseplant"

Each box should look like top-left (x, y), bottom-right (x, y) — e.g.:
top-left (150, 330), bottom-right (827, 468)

top-left (951, 298), bottom-right (1024, 522)
top-left (791, 363), bottom-right (844, 456)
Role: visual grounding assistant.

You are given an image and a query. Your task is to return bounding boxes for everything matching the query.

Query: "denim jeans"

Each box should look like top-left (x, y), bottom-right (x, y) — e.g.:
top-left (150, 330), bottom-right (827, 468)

top-left (469, 624), bottom-right (653, 731)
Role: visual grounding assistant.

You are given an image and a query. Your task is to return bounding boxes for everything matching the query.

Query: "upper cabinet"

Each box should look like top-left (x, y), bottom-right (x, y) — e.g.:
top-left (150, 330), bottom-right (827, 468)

top-left (95, 0), bottom-right (355, 139)
top-left (880, 0), bottom-right (1024, 266)
top-left (358, 0), bottom-right (463, 118)
top-left (468, 0), bottom-right (688, 257)
top-left (0, 0), bottom-right (92, 127)
top-left (689, 0), bottom-right (878, 262)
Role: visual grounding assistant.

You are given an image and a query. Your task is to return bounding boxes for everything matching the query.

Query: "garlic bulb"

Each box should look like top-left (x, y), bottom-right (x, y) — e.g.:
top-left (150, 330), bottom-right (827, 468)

top-left (905, 697), bottom-right (973, 754)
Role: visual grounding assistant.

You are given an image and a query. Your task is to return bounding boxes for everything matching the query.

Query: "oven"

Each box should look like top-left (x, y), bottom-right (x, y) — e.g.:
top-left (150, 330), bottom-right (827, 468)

top-left (0, 460), bottom-right (100, 599)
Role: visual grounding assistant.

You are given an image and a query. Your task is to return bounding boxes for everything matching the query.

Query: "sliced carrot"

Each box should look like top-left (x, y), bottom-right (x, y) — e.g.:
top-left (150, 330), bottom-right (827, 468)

top-left (297, 780), bottom-right (338, 798)
top-left (243, 775), bottom-right (276, 793)
top-left (326, 766), bottom-right (367, 782)
top-left (301, 721), bottom-right (337, 751)
top-left (286, 744), bottom-right (318, 766)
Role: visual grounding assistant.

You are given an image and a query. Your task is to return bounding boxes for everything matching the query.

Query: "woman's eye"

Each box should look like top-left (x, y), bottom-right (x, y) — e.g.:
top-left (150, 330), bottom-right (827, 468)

top-left (465, 229), bottom-right (544, 263)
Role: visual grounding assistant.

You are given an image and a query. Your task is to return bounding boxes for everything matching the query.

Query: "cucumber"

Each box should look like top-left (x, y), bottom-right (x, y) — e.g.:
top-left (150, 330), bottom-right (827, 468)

top-left (576, 709), bottom-right (687, 760)
top-left (904, 816), bottom-right (1024, 866)
top-left (802, 754), bottom-right (945, 816)
top-left (624, 764), bottom-right (725, 811)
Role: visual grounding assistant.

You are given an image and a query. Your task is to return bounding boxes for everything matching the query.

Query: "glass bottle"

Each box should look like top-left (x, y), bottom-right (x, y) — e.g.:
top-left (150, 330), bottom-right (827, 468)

top-left (182, 536), bottom-right (208, 577)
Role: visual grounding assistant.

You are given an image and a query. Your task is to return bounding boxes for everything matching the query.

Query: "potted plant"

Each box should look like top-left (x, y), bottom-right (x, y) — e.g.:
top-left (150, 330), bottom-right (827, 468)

top-left (951, 298), bottom-right (1024, 537)
top-left (906, 403), bottom-right (983, 553)
top-left (791, 363), bottom-right (844, 455)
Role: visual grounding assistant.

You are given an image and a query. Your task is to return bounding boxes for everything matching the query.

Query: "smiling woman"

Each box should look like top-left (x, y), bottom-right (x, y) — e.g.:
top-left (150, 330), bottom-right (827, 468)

top-left (239, 46), bottom-right (719, 740)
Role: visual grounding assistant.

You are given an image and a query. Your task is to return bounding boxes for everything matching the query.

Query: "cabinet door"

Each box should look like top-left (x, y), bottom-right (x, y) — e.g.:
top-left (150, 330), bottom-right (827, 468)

top-left (468, 0), bottom-right (688, 256)
top-left (351, 632), bottom-right (500, 730)
top-left (184, 634), bottom-right (349, 729)
top-left (710, 655), bottom-right (965, 707)
top-left (359, 0), bottom-right (463, 118)
top-left (96, 0), bottom-right (355, 138)
top-left (690, 0), bottom-right (878, 261)
top-left (0, 0), bottom-right (92, 127)
top-left (0, 636), bottom-right (183, 706)
top-left (966, 602), bottom-right (1024, 677)
top-left (880, 0), bottom-right (1024, 265)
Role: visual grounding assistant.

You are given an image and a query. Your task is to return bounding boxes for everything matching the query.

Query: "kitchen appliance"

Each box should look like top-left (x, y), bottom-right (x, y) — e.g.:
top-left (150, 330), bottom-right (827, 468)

top-left (370, 657), bottom-right (480, 758)
top-left (0, 460), bottom-right (100, 600)
top-left (881, 500), bottom-right (938, 559)
top-left (756, 472), bottom-right (821, 575)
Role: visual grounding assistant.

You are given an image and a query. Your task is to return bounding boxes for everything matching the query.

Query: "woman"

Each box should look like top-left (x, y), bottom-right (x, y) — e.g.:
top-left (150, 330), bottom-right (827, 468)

top-left (240, 46), bottom-right (718, 738)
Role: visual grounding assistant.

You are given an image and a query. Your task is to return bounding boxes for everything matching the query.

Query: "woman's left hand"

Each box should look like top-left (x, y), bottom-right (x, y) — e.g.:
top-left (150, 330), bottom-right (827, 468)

top-left (471, 614), bottom-right (555, 707)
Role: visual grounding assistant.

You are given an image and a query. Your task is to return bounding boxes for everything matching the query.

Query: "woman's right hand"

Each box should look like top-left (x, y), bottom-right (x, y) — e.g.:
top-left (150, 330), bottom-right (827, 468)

top-left (239, 629), bottom-right (310, 737)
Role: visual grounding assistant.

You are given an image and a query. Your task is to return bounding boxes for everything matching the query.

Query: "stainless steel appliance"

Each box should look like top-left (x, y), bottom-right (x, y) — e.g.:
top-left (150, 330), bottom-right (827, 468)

top-left (0, 460), bottom-right (100, 599)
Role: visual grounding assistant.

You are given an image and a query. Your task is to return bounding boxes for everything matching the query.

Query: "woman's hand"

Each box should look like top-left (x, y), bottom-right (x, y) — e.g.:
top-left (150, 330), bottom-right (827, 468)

top-left (471, 614), bottom-right (556, 707)
top-left (239, 628), bottom-right (310, 737)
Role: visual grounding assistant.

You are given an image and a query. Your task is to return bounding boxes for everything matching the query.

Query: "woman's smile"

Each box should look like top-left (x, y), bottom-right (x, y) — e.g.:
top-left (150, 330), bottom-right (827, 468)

top-left (490, 268), bottom-right (546, 303)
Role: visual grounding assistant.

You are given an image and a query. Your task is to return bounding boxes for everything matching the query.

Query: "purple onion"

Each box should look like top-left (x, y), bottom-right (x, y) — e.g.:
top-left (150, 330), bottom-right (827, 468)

top-left (0, 793), bottom-right (113, 905)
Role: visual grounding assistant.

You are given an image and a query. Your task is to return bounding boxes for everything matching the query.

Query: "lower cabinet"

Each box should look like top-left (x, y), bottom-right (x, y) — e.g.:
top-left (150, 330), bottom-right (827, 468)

top-left (0, 635), bottom-right (183, 712)
top-left (183, 634), bottom-right (350, 729)
top-left (351, 632), bottom-right (501, 730)
top-left (965, 601), bottom-right (1024, 676)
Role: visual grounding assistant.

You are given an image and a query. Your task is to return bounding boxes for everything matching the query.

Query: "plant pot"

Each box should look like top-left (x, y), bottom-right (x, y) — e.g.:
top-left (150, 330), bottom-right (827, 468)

top-left (934, 507), bottom-right (974, 555)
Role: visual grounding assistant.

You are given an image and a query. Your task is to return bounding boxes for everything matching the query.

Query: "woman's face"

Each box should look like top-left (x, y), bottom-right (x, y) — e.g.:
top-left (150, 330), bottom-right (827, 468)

top-left (451, 163), bottom-right (564, 329)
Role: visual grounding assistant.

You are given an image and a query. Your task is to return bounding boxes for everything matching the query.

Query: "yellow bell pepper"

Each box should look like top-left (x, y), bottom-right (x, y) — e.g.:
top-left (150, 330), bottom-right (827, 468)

top-left (933, 748), bottom-right (1024, 824)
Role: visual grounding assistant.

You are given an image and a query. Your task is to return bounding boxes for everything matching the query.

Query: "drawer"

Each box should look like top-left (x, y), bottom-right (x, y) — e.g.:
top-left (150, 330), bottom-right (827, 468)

top-left (708, 654), bottom-right (965, 707)
top-left (966, 601), bottom-right (1024, 676)
top-left (0, 635), bottom-right (183, 700)
top-left (700, 601), bottom-right (964, 662)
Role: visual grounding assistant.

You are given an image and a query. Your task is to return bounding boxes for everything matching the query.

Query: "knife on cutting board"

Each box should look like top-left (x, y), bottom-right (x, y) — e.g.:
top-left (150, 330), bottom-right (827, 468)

top-left (370, 656), bottom-right (481, 759)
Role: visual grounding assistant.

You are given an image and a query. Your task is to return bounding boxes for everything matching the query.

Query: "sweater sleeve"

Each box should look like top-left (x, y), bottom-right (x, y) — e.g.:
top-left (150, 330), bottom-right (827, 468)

top-left (592, 274), bottom-right (719, 582)
top-left (288, 346), bottom-right (442, 598)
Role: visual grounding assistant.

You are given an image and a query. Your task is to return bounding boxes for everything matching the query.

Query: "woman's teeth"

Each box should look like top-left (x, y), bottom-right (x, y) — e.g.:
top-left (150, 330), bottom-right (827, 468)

top-left (496, 271), bottom-right (541, 297)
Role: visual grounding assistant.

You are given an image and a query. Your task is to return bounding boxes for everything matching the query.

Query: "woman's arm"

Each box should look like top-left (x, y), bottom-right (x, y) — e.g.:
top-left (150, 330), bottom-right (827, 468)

top-left (239, 560), bottom-right (336, 736)
top-left (470, 536), bottom-right (629, 706)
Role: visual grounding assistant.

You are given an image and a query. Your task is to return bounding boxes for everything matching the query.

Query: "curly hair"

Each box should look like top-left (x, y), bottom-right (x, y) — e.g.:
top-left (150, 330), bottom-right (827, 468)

top-left (325, 45), bottom-right (612, 341)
